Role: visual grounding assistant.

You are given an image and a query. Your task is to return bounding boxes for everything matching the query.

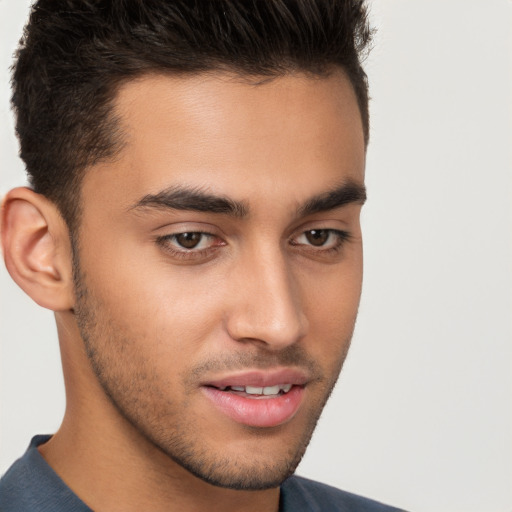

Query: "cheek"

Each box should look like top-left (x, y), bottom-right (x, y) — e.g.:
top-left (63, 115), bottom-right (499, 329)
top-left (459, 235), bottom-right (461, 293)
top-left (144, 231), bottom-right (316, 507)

top-left (79, 243), bottom-right (230, 359)
top-left (300, 259), bottom-right (363, 356)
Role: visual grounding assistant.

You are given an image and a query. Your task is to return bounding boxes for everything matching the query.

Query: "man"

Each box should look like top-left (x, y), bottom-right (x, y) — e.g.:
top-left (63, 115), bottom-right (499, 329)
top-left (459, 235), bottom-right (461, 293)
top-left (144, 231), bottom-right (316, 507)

top-left (0, 1), bottom-right (406, 511)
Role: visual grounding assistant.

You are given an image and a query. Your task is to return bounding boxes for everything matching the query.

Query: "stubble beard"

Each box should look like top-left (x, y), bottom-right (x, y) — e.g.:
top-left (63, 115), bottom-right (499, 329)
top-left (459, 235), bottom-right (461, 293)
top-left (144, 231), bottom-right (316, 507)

top-left (71, 252), bottom-right (352, 491)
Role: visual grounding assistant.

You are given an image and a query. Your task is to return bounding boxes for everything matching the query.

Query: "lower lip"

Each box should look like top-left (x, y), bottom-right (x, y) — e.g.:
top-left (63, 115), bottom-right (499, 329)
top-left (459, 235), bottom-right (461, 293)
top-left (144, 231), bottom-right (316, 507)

top-left (202, 386), bottom-right (304, 428)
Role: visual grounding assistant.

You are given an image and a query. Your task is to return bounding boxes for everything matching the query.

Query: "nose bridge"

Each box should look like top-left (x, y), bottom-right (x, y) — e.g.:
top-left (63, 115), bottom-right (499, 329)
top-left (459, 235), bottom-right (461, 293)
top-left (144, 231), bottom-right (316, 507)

top-left (226, 244), bottom-right (308, 349)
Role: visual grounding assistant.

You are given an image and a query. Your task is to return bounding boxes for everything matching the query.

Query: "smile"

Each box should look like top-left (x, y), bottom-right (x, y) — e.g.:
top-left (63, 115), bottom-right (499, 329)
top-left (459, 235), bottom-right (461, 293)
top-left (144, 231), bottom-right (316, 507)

top-left (201, 369), bottom-right (308, 427)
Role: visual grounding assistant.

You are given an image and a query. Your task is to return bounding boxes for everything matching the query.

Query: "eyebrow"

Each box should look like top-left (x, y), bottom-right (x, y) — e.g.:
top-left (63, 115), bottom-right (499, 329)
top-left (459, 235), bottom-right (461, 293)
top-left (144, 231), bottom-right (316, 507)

top-left (130, 186), bottom-right (248, 218)
top-left (130, 181), bottom-right (366, 218)
top-left (298, 181), bottom-right (367, 216)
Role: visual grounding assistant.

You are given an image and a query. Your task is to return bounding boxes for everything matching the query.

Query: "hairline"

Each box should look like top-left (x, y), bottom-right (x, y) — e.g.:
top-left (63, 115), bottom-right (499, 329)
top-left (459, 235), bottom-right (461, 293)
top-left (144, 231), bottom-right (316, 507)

top-left (66, 64), bottom-right (367, 239)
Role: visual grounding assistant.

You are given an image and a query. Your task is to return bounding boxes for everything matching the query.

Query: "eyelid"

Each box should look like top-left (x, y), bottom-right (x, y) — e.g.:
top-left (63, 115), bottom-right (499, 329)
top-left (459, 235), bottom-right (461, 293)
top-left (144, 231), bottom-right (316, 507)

top-left (151, 220), bottom-right (223, 234)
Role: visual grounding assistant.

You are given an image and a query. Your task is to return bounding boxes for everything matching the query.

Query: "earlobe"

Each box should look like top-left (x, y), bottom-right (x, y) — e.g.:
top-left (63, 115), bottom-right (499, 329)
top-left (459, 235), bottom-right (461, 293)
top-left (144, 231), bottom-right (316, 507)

top-left (1, 187), bottom-right (75, 311)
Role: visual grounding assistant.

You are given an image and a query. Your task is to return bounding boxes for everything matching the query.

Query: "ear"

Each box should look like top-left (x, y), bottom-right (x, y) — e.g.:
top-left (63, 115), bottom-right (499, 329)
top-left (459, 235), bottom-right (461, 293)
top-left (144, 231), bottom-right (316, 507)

top-left (1, 187), bottom-right (75, 311)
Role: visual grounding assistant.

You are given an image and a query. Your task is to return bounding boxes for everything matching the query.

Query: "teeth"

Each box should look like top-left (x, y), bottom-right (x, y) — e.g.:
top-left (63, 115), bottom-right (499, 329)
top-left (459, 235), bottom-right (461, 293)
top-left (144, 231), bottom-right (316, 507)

top-left (262, 385), bottom-right (280, 395)
top-left (245, 386), bottom-right (264, 395)
top-left (222, 384), bottom-right (293, 395)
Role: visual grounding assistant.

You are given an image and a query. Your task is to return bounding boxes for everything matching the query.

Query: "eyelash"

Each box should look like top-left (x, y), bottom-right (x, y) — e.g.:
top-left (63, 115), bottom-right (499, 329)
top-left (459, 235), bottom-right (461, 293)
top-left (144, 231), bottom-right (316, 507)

top-left (156, 229), bottom-right (351, 261)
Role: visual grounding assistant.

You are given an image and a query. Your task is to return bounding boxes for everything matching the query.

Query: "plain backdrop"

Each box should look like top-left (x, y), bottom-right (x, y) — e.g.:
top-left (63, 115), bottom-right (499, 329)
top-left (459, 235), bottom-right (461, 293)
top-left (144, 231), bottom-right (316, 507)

top-left (1, 1), bottom-right (511, 511)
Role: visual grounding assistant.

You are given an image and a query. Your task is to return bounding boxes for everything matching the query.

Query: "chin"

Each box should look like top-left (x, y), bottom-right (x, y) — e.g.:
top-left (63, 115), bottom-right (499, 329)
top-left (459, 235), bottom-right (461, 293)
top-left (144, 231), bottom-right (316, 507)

top-left (156, 422), bottom-right (315, 491)
top-left (175, 452), bottom-right (302, 491)
top-left (150, 404), bottom-right (318, 491)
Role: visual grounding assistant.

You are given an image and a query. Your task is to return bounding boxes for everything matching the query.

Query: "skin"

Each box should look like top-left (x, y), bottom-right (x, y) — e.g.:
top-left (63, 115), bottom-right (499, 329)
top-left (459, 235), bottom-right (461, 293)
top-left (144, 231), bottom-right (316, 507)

top-left (1, 70), bottom-right (366, 512)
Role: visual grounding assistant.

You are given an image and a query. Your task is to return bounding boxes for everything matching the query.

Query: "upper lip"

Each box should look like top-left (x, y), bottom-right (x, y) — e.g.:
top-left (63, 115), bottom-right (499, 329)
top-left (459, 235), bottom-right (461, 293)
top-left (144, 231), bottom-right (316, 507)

top-left (203, 367), bottom-right (310, 389)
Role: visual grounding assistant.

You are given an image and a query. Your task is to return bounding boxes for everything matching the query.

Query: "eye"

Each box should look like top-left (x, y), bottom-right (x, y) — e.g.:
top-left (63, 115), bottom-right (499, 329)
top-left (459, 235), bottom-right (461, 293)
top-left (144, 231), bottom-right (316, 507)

top-left (173, 232), bottom-right (209, 250)
top-left (159, 232), bottom-right (215, 250)
top-left (156, 231), bottom-right (225, 260)
top-left (303, 229), bottom-right (331, 247)
top-left (291, 229), bottom-right (350, 251)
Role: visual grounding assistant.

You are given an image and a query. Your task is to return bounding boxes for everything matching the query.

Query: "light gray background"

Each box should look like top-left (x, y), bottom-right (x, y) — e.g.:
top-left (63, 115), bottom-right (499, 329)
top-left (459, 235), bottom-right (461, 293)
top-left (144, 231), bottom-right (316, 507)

top-left (1, 1), bottom-right (511, 511)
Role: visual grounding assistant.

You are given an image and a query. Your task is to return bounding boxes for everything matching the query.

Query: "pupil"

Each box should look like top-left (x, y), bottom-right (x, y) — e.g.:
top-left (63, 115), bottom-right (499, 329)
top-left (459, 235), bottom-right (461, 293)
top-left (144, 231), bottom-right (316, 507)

top-left (305, 230), bottom-right (328, 246)
top-left (176, 232), bottom-right (201, 249)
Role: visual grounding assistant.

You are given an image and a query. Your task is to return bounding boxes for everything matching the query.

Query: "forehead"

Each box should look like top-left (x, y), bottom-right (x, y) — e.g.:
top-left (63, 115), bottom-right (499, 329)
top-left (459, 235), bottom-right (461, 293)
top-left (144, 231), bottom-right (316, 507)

top-left (82, 70), bottom-right (365, 210)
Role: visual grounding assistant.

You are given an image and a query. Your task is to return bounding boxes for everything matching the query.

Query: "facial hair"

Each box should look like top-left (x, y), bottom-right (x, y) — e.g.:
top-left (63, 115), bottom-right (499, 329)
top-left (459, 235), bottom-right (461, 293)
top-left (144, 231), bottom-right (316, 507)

top-left (72, 252), bottom-right (352, 490)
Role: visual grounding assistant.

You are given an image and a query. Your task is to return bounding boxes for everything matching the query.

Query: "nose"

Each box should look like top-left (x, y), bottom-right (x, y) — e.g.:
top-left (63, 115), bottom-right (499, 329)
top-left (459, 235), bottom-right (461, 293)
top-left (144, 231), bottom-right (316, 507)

top-left (225, 249), bottom-right (308, 350)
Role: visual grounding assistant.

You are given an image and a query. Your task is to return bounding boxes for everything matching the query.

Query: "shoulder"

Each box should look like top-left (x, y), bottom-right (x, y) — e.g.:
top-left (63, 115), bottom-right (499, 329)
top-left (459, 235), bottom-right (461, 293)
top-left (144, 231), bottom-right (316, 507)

top-left (280, 475), bottom-right (408, 512)
top-left (0, 436), bottom-right (91, 512)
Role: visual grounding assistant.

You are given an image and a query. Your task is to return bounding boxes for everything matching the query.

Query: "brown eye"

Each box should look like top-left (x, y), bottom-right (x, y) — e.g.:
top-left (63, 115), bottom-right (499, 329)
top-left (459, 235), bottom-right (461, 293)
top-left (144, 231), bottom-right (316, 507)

top-left (304, 229), bottom-right (330, 246)
top-left (156, 230), bottom-right (225, 261)
top-left (175, 232), bottom-right (203, 249)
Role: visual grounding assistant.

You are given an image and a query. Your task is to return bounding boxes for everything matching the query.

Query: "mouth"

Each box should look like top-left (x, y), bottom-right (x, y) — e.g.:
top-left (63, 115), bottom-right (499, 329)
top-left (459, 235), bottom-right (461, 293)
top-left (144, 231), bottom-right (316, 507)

top-left (207, 383), bottom-right (293, 398)
top-left (201, 369), bottom-right (308, 428)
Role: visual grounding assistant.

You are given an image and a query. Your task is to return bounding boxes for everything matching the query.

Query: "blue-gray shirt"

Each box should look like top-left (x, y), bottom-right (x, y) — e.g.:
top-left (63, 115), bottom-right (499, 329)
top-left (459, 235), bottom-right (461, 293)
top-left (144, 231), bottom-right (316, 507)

top-left (0, 436), bottom-right (407, 511)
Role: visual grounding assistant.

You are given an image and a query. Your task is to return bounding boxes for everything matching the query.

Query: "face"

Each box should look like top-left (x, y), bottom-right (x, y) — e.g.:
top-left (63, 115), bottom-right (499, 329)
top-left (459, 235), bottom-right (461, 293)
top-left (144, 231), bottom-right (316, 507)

top-left (72, 71), bottom-right (366, 490)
